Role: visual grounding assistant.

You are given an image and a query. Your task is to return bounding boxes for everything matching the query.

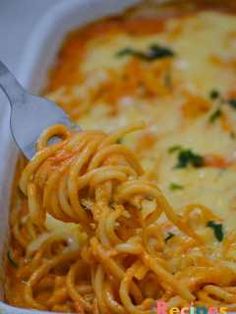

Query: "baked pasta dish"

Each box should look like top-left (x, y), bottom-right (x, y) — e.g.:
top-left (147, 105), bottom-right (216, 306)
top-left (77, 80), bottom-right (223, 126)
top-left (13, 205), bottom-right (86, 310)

top-left (3, 0), bottom-right (236, 313)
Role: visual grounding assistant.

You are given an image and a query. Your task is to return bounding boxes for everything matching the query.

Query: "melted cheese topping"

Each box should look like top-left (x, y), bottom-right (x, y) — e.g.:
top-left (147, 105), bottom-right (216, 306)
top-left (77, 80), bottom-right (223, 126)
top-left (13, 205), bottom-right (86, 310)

top-left (82, 12), bottom-right (236, 95)
top-left (46, 10), bottom-right (236, 232)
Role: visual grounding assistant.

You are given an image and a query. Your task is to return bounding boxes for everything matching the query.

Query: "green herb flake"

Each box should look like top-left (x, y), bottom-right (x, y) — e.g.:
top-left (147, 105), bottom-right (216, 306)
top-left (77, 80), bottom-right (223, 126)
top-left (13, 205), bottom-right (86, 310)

top-left (147, 44), bottom-right (175, 60)
top-left (116, 48), bottom-right (135, 58)
top-left (208, 108), bottom-right (222, 123)
top-left (165, 232), bottom-right (175, 243)
top-left (164, 72), bottom-right (172, 89)
top-left (228, 99), bottom-right (236, 110)
top-left (175, 149), bottom-right (204, 169)
top-left (168, 145), bottom-right (182, 154)
top-left (207, 221), bottom-right (224, 242)
top-left (116, 44), bottom-right (175, 62)
top-left (230, 132), bottom-right (235, 139)
top-left (116, 138), bottom-right (123, 144)
top-left (209, 89), bottom-right (220, 100)
top-left (169, 182), bottom-right (184, 191)
top-left (7, 250), bottom-right (18, 268)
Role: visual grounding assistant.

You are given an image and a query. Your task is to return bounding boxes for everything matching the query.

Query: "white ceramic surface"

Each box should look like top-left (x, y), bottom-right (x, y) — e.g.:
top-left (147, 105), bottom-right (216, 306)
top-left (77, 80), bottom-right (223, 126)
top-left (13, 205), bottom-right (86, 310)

top-left (0, 0), bottom-right (139, 313)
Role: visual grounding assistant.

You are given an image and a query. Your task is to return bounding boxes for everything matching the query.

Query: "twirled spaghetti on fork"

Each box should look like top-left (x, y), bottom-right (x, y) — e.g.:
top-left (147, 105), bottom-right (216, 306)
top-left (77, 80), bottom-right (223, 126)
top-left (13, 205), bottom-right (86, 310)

top-left (4, 123), bottom-right (236, 313)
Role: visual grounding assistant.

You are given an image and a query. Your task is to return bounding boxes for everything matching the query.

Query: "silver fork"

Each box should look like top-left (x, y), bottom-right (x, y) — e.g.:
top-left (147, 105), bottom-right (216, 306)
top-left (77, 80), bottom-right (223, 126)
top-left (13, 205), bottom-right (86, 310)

top-left (0, 60), bottom-right (73, 159)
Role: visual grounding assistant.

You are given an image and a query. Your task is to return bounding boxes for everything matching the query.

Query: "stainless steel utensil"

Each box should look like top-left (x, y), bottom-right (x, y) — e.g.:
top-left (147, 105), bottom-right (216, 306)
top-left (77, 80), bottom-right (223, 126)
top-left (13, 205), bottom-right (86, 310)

top-left (0, 60), bottom-right (72, 159)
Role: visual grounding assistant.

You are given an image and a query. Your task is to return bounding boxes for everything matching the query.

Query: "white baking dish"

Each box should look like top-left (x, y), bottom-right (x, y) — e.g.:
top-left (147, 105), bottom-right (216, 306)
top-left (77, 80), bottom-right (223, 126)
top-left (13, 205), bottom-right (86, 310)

top-left (0, 0), bottom-right (140, 313)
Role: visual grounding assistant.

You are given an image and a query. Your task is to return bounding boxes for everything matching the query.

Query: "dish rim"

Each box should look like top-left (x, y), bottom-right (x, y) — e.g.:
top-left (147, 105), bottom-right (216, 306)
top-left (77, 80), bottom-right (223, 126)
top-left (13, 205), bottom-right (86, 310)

top-left (1, 0), bottom-right (236, 313)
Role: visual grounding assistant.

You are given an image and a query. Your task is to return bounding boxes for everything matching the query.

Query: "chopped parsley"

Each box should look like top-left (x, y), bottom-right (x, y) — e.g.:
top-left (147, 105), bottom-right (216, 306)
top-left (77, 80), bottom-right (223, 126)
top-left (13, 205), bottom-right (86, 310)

top-left (169, 182), bottom-right (184, 191)
top-left (165, 232), bottom-right (175, 242)
top-left (116, 44), bottom-right (175, 61)
top-left (168, 145), bottom-right (182, 154)
top-left (227, 99), bottom-right (236, 110)
top-left (209, 89), bottom-right (220, 100)
top-left (208, 90), bottom-right (236, 111)
top-left (175, 149), bottom-right (204, 169)
top-left (207, 221), bottom-right (224, 242)
top-left (208, 108), bottom-right (222, 123)
top-left (168, 146), bottom-right (204, 169)
top-left (7, 250), bottom-right (18, 268)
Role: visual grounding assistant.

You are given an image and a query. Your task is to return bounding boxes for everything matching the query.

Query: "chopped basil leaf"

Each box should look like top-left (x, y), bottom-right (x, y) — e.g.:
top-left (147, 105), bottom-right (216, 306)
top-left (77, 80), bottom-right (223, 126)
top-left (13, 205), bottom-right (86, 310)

top-left (209, 108), bottom-right (222, 123)
top-left (228, 99), bottom-right (236, 110)
top-left (116, 44), bottom-right (175, 61)
top-left (175, 149), bottom-right (204, 169)
top-left (165, 232), bottom-right (175, 242)
top-left (169, 182), bottom-right (184, 191)
top-left (207, 221), bottom-right (224, 242)
top-left (209, 89), bottom-right (220, 100)
top-left (7, 250), bottom-right (18, 268)
top-left (168, 145), bottom-right (182, 154)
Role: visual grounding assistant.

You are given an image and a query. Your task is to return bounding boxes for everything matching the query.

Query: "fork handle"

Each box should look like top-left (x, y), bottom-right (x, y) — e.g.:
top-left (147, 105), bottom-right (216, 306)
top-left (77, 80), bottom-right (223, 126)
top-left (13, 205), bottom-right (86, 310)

top-left (0, 60), bottom-right (26, 107)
